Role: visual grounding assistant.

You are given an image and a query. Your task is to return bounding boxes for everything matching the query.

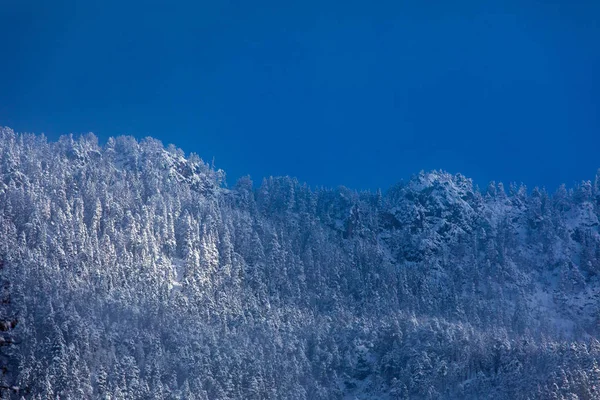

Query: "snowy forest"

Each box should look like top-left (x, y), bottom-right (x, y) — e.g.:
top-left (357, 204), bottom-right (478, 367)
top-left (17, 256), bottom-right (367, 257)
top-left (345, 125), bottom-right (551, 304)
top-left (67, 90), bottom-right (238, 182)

top-left (1, 126), bottom-right (600, 399)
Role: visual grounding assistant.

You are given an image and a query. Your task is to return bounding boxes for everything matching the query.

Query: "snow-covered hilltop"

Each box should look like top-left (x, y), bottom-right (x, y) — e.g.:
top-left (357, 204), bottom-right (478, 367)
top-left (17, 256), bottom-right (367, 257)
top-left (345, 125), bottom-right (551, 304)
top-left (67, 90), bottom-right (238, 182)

top-left (1, 127), bottom-right (600, 399)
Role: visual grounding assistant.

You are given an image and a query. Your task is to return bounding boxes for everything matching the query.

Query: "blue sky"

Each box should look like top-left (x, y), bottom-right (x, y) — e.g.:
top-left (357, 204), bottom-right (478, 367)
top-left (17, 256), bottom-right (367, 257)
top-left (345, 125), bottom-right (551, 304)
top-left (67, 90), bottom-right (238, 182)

top-left (1, 0), bottom-right (598, 191)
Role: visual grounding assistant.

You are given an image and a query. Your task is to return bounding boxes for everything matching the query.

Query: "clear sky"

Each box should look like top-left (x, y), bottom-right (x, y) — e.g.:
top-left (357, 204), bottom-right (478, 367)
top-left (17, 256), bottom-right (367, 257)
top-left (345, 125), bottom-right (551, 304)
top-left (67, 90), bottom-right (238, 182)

top-left (1, 0), bottom-right (598, 191)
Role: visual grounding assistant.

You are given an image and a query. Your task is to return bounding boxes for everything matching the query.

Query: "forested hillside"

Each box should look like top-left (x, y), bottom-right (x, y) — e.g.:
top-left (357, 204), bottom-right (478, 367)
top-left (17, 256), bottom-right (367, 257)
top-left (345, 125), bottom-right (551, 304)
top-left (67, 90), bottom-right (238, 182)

top-left (1, 127), bottom-right (600, 399)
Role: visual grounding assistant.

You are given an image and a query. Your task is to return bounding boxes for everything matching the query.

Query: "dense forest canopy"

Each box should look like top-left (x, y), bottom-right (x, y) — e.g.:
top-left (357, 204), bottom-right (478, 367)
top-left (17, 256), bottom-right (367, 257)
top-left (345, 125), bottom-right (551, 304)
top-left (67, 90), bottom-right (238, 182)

top-left (1, 127), bottom-right (599, 399)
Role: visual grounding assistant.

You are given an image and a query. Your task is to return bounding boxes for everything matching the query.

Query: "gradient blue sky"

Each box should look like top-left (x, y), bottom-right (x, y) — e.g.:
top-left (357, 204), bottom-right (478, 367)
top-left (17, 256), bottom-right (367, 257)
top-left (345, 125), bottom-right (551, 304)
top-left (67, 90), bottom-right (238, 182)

top-left (1, 0), bottom-right (598, 191)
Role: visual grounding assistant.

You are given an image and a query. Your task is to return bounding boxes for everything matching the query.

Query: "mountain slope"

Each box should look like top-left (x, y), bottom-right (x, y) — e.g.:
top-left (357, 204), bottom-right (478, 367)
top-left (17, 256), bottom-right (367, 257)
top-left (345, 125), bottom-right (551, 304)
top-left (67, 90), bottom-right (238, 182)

top-left (1, 127), bottom-right (600, 399)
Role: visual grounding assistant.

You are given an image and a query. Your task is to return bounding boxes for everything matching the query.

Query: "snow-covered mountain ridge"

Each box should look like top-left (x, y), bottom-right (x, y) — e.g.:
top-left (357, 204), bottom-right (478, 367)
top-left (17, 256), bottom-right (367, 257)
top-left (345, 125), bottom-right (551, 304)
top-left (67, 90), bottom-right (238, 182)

top-left (1, 127), bottom-right (600, 399)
